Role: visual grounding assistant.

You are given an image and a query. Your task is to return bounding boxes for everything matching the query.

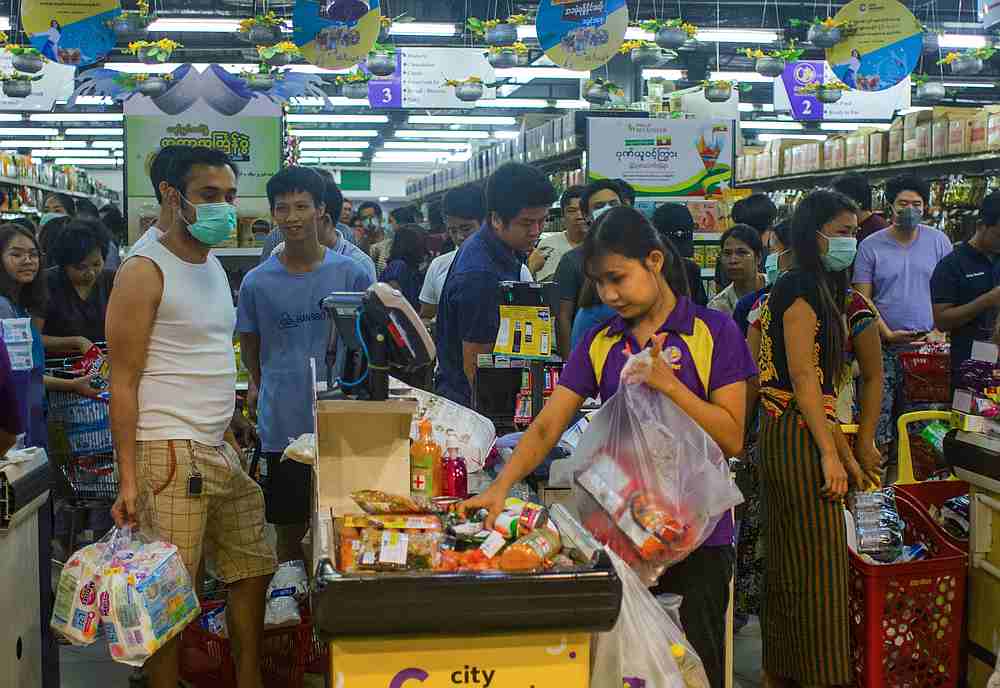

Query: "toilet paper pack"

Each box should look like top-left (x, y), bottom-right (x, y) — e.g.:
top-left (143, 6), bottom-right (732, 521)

top-left (50, 541), bottom-right (110, 646)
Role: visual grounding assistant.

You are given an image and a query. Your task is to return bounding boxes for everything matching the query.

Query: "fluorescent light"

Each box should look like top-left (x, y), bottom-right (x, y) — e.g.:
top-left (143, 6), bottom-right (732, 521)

top-left (147, 18), bottom-right (243, 32)
top-left (374, 152), bottom-right (453, 163)
top-left (712, 71), bottom-right (774, 83)
top-left (383, 141), bottom-right (471, 150)
top-left (53, 157), bottom-right (121, 166)
top-left (522, 24), bottom-right (777, 43)
top-left (91, 141), bottom-right (125, 149)
top-left (379, 196), bottom-right (390, 202)
top-left (641, 69), bottom-right (686, 80)
top-left (68, 96), bottom-right (114, 105)
top-left (477, 98), bottom-right (591, 109)
top-left (106, 61), bottom-right (348, 75)
top-left (286, 114), bottom-right (389, 124)
top-left (306, 150), bottom-right (364, 158)
top-left (938, 33), bottom-right (988, 48)
top-left (898, 106), bottom-right (932, 115)
top-left (741, 121), bottom-right (804, 130)
top-left (494, 67), bottom-right (589, 81)
top-left (493, 130), bottom-right (521, 139)
top-left (0, 140), bottom-right (87, 148)
top-left (29, 113), bottom-right (123, 122)
top-left (388, 22), bottom-right (457, 36)
top-left (739, 103), bottom-right (775, 112)
top-left (943, 81), bottom-right (995, 88)
top-left (395, 129), bottom-right (493, 139)
top-left (64, 128), bottom-right (124, 136)
top-left (0, 127), bottom-right (58, 136)
top-left (756, 133), bottom-right (827, 142)
top-left (0, 17), bottom-right (10, 31)
top-left (0, 114), bottom-right (23, 121)
top-left (819, 122), bottom-right (892, 131)
top-left (297, 140), bottom-right (370, 149)
top-left (289, 129), bottom-right (380, 138)
top-left (408, 115), bottom-right (517, 126)
top-left (32, 149), bottom-right (116, 157)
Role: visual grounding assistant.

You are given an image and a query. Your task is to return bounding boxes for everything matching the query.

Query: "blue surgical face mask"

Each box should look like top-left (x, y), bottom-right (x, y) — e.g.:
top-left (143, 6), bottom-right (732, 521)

top-left (765, 250), bottom-right (788, 286)
top-left (180, 194), bottom-right (237, 246)
top-left (818, 233), bottom-right (858, 272)
top-left (40, 212), bottom-right (66, 227)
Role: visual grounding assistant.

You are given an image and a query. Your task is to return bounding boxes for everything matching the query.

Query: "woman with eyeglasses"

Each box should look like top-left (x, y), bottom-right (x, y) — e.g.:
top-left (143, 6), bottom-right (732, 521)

top-left (708, 224), bottom-right (765, 316)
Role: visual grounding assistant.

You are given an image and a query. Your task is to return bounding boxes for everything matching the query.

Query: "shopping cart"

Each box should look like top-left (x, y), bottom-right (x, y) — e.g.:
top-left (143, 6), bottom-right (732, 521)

top-left (46, 346), bottom-right (116, 555)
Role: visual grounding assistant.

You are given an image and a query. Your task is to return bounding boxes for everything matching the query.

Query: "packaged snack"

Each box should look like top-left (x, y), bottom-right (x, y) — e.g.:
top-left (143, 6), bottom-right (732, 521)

top-left (200, 604), bottom-right (228, 637)
top-left (50, 540), bottom-right (109, 646)
top-left (265, 560), bottom-right (308, 627)
top-left (351, 489), bottom-right (436, 514)
top-left (494, 510), bottom-right (520, 540)
top-left (499, 528), bottom-right (562, 572)
top-left (355, 529), bottom-right (443, 571)
top-left (99, 528), bottom-right (200, 666)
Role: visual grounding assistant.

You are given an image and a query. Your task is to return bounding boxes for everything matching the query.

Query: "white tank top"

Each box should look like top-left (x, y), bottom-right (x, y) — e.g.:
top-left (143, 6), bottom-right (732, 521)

top-left (129, 239), bottom-right (236, 445)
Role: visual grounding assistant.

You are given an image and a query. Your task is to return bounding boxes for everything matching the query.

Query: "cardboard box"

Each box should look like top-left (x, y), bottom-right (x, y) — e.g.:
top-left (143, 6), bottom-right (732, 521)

top-left (869, 132), bottom-right (888, 165)
top-left (931, 117), bottom-right (950, 158)
top-left (804, 142), bottom-right (825, 172)
top-left (970, 111), bottom-right (989, 153)
top-left (846, 133), bottom-right (872, 167)
top-left (824, 136), bottom-right (846, 170)
top-left (756, 151), bottom-right (771, 178)
top-left (949, 116), bottom-right (971, 155)
top-left (989, 113), bottom-right (1000, 150)
top-left (903, 138), bottom-right (920, 161)
top-left (914, 123), bottom-right (932, 158)
top-left (766, 139), bottom-right (816, 177)
top-left (888, 119), bottom-right (904, 163)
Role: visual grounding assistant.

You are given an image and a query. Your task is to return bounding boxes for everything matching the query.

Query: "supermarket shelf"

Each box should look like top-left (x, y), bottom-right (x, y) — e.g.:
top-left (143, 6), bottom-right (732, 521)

top-left (740, 152), bottom-right (1000, 191)
top-left (0, 175), bottom-right (103, 200)
top-left (212, 247), bottom-right (262, 257)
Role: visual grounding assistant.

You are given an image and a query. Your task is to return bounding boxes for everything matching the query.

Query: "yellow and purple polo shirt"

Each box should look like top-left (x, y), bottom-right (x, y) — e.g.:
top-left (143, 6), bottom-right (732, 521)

top-left (558, 296), bottom-right (757, 547)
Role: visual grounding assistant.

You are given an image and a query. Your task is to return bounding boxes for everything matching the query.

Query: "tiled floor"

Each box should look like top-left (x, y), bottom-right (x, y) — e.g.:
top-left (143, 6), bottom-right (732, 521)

top-left (58, 622), bottom-right (764, 687)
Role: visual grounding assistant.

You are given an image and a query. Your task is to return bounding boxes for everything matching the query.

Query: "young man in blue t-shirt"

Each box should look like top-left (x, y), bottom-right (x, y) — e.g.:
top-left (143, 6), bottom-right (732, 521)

top-left (238, 166), bottom-right (372, 563)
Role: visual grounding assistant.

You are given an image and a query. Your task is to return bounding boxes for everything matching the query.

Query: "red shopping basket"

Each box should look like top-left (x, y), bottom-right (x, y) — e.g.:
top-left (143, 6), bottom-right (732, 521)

top-left (898, 351), bottom-right (951, 404)
top-left (849, 492), bottom-right (967, 688)
top-left (895, 481), bottom-right (970, 552)
top-left (180, 602), bottom-right (327, 688)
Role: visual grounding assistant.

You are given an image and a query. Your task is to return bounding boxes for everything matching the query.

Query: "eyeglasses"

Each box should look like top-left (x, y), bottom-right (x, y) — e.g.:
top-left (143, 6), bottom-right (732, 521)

top-left (5, 250), bottom-right (41, 263)
top-left (722, 248), bottom-right (755, 260)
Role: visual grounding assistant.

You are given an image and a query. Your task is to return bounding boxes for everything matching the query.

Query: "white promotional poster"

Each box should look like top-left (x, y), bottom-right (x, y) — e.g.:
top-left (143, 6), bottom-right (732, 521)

top-left (587, 117), bottom-right (734, 197)
top-left (773, 60), bottom-right (910, 120)
top-left (0, 53), bottom-right (74, 111)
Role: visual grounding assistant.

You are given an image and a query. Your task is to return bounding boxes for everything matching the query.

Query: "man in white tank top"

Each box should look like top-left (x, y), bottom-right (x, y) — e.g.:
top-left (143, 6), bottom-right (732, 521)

top-left (107, 147), bottom-right (276, 688)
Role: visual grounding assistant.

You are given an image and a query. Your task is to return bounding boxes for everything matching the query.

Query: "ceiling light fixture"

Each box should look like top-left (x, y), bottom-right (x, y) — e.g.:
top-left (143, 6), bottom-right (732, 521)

top-left (407, 115), bottom-right (517, 126)
top-left (476, 98), bottom-right (591, 109)
top-left (492, 131), bottom-right (521, 139)
top-left (286, 114), bottom-right (389, 124)
top-left (0, 139), bottom-right (87, 148)
top-left (297, 140), bottom-right (371, 149)
top-left (942, 81), bottom-right (995, 88)
top-left (32, 149), bottom-right (118, 157)
top-left (90, 141), bottom-right (125, 149)
top-left (382, 141), bottom-right (472, 150)
top-left (640, 69), bottom-right (686, 80)
top-left (938, 33), bottom-right (989, 48)
top-left (0, 17), bottom-right (10, 31)
top-left (0, 114), bottom-right (23, 122)
top-left (394, 129), bottom-right (493, 139)
top-left (64, 128), bottom-right (124, 136)
top-left (288, 128), bottom-right (380, 137)
top-left (739, 103), bottom-right (776, 112)
top-left (740, 121), bottom-right (805, 130)
top-left (819, 122), bottom-right (892, 131)
top-left (756, 133), bottom-right (827, 142)
top-left (305, 150), bottom-right (365, 158)
top-left (0, 127), bottom-right (58, 137)
top-left (388, 22), bottom-right (457, 36)
top-left (30, 113), bottom-right (125, 122)
top-left (493, 67), bottom-right (590, 81)
top-left (53, 157), bottom-right (121, 166)
top-left (520, 25), bottom-right (778, 43)
top-left (147, 18), bottom-right (244, 32)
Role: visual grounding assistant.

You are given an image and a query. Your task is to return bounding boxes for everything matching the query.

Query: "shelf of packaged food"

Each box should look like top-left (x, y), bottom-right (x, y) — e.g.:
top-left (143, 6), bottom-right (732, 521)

top-left (211, 247), bottom-right (262, 257)
top-left (0, 175), bottom-right (106, 200)
top-left (694, 232), bottom-right (722, 241)
top-left (740, 152), bottom-right (1000, 192)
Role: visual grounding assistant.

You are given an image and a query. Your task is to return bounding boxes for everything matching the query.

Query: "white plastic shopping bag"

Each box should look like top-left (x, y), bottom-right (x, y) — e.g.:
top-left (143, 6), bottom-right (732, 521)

top-left (591, 550), bottom-right (710, 688)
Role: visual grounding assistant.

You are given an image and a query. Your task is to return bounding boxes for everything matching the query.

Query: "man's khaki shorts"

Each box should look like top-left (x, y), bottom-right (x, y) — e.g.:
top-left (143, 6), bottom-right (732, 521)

top-left (135, 440), bottom-right (277, 584)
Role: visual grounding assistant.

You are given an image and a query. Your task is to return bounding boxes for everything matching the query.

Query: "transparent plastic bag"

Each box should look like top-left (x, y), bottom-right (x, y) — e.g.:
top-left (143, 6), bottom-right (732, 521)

top-left (265, 560), bottom-right (308, 626)
top-left (592, 550), bottom-right (709, 688)
top-left (50, 530), bottom-right (115, 646)
top-left (573, 348), bottom-right (743, 585)
top-left (98, 526), bottom-right (200, 666)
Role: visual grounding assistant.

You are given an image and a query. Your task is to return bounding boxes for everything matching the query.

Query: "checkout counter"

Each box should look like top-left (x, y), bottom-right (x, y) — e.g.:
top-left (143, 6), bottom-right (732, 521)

top-left (944, 431), bottom-right (1000, 685)
top-left (307, 284), bottom-right (623, 685)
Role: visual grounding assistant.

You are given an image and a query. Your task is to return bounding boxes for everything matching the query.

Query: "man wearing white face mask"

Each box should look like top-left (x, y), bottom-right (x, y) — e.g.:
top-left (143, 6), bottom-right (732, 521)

top-left (107, 147), bottom-right (276, 688)
top-left (853, 174), bottom-right (952, 458)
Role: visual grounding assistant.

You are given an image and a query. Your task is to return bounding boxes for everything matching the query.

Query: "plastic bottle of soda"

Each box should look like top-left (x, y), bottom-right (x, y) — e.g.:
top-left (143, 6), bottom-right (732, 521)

top-left (410, 418), bottom-right (440, 499)
top-left (441, 431), bottom-right (468, 499)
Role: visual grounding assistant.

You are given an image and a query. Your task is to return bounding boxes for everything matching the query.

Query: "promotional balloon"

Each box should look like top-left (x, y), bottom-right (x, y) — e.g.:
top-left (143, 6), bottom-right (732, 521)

top-left (827, 0), bottom-right (922, 92)
top-left (293, 0), bottom-right (380, 70)
top-left (536, 0), bottom-right (628, 71)
top-left (21, 0), bottom-right (119, 67)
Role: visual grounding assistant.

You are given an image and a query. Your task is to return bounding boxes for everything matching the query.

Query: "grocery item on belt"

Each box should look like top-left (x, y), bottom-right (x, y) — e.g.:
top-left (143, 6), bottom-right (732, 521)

top-left (351, 489), bottom-right (438, 514)
top-left (499, 528), bottom-right (562, 572)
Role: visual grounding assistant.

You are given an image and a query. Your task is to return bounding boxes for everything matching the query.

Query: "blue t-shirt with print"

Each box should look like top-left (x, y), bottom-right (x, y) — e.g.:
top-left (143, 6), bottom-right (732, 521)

top-left (237, 249), bottom-right (373, 452)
